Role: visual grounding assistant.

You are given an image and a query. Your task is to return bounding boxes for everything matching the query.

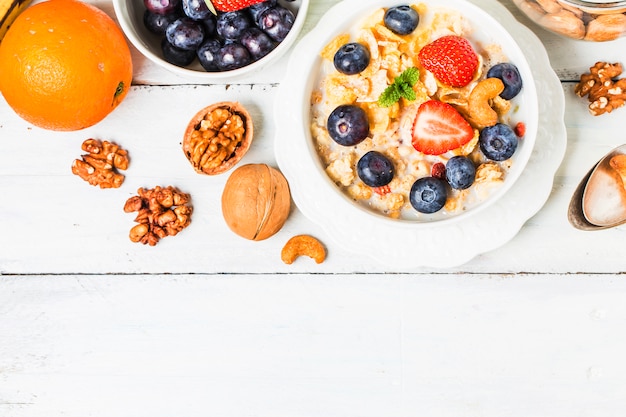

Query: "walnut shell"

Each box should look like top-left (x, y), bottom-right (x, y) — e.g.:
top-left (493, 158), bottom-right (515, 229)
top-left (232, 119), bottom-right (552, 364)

top-left (182, 101), bottom-right (253, 175)
top-left (221, 163), bottom-right (291, 241)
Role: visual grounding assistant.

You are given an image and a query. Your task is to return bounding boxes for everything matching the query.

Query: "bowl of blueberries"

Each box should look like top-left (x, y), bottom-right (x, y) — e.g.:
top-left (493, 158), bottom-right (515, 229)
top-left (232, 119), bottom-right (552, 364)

top-left (113, 0), bottom-right (309, 79)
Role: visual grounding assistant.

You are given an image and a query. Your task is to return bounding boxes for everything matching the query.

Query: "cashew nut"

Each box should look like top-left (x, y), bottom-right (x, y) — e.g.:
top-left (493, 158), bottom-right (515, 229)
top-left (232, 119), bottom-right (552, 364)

top-left (468, 77), bottom-right (505, 129)
top-left (281, 235), bottom-right (326, 264)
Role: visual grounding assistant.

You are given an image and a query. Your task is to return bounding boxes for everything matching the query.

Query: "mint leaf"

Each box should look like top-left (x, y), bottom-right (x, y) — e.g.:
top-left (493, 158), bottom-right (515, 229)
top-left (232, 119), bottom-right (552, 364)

top-left (400, 83), bottom-right (416, 101)
top-left (378, 67), bottom-right (419, 107)
top-left (402, 67), bottom-right (419, 85)
top-left (378, 85), bottom-right (400, 107)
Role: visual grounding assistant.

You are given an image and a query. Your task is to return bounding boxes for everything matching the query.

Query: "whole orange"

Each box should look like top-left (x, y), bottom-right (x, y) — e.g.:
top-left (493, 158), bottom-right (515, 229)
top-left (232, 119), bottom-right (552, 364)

top-left (0, 0), bottom-right (133, 131)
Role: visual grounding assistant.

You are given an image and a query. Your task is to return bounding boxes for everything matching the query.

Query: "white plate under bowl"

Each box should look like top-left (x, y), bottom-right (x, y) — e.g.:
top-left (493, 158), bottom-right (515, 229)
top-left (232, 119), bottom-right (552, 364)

top-left (274, 0), bottom-right (566, 268)
top-left (112, 0), bottom-right (309, 81)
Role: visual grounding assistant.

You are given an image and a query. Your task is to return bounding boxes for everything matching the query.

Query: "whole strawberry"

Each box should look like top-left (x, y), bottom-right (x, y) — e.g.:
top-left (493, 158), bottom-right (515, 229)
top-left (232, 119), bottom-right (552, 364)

top-left (205, 0), bottom-right (266, 13)
top-left (418, 35), bottom-right (478, 88)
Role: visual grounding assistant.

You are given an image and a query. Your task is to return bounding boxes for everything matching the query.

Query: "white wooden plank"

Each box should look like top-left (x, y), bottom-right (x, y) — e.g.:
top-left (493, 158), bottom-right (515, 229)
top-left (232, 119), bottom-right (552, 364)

top-left (2, 274), bottom-right (626, 417)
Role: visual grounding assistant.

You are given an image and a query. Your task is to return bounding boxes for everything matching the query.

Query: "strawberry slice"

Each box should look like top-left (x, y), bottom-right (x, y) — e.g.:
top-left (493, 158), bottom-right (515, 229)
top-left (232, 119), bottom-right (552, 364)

top-left (206, 0), bottom-right (265, 13)
top-left (411, 100), bottom-right (474, 155)
top-left (418, 35), bottom-right (479, 87)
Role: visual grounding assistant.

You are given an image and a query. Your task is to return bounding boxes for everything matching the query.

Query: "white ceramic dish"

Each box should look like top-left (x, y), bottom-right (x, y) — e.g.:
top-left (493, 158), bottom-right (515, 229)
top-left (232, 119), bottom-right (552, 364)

top-left (275, 0), bottom-right (566, 268)
top-left (112, 0), bottom-right (309, 80)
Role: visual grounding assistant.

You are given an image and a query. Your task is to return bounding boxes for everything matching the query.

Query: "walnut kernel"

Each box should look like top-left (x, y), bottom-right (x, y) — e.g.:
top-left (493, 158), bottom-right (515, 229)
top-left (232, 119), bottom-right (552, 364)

top-left (575, 62), bottom-right (626, 115)
top-left (183, 102), bottom-right (253, 175)
top-left (123, 186), bottom-right (192, 246)
top-left (71, 138), bottom-right (129, 188)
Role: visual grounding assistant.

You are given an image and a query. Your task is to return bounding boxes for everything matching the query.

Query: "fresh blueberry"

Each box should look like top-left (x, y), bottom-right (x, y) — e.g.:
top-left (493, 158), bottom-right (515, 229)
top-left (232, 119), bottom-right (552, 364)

top-left (333, 43), bottom-right (370, 75)
top-left (409, 177), bottom-right (448, 214)
top-left (487, 63), bottom-right (523, 100)
top-left (383, 5), bottom-right (419, 35)
top-left (161, 38), bottom-right (196, 66)
top-left (479, 123), bottom-right (518, 161)
top-left (197, 38), bottom-right (222, 71)
top-left (357, 151), bottom-right (395, 187)
top-left (144, 9), bottom-right (181, 35)
top-left (248, 0), bottom-right (277, 23)
top-left (257, 5), bottom-right (295, 42)
top-left (182, 0), bottom-right (212, 20)
top-left (240, 27), bottom-right (275, 60)
top-left (166, 17), bottom-right (205, 51)
top-left (201, 14), bottom-right (217, 37)
top-left (327, 105), bottom-right (370, 146)
top-left (216, 42), bottom-right (252, 70)
top-left (144, 0), bottom-right (180, 15)
top-left (216, 11), bottom-right (251, 40)
top-left (445, 156), bottom-right (476, 190)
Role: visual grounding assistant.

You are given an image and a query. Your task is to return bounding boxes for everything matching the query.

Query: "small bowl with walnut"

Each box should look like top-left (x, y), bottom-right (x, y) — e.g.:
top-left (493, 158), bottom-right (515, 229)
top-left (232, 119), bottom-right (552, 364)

top-left (182, 101), bottom-right (253, 175)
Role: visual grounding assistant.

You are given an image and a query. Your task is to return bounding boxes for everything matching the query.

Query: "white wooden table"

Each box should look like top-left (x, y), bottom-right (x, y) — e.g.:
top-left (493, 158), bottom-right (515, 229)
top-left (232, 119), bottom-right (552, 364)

top-left (2, 0), bottom-right (626, 415)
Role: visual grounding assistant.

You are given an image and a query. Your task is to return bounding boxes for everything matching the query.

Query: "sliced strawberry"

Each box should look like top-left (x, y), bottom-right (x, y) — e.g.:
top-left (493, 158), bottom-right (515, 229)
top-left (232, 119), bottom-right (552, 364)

top-left (208, 0), bottom-right (265, 13)
top-left (412, 100), bottom-right (474, 155)
top-left (418, 35), bottom-right (479, 87)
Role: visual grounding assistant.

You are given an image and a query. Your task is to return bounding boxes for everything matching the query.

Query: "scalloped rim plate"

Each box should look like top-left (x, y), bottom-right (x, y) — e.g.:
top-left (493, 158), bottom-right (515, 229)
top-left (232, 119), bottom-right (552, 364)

top-left (274, 0), bottom-right (566, 269)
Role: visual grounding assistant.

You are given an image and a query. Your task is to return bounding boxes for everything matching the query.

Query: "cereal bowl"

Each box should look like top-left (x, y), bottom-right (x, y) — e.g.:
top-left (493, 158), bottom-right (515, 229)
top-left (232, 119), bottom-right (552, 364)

top-left (275, 0), bottom-right (538, 231)
top-left (112, 0), bottom-right (309, 80)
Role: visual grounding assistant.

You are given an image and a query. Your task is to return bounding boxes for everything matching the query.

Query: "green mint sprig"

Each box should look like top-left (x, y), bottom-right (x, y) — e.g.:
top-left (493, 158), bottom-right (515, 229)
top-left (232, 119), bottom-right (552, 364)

top-left (378, 67), bottom-right (419, 107)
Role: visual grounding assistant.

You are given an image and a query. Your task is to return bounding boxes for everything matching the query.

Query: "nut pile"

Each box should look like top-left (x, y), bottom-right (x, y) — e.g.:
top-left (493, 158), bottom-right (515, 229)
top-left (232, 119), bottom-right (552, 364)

top-left (123, 186), bottom-right (192, 246)
top-left (71, 138), bottom-right (129, 188)
top-left (514, 0), bottom-right (626, 41)
top-left (183, 102), bottom-right (253, 175)
top-left (575, 62), bottom-right (626, 115)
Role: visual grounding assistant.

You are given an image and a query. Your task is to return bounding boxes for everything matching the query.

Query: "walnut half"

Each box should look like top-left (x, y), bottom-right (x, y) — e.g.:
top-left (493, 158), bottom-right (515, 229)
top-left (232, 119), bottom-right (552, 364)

top-left (71, 138), bottom-right (129, 188)
top-left (575, 62), bottom-right (626, 116)
top-left (182, 102), bottom-right (253, 175)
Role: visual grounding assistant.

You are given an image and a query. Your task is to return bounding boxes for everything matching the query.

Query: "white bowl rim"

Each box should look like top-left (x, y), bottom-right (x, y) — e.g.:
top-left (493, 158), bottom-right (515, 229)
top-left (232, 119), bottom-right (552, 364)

top-left (112, 0), bottom-right (310, 80)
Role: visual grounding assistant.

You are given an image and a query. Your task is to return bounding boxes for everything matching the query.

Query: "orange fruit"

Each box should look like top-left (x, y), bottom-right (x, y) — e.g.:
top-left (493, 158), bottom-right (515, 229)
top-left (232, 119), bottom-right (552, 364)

top-left (0, 0), bottom-right (133, 131)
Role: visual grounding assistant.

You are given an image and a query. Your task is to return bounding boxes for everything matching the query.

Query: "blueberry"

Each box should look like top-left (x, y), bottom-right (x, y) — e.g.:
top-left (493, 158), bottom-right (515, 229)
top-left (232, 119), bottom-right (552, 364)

top-left (257, 5), bottom-right (295, 42)
top-left (409, 177), bottom-right (448, 214)
top-left (333, 43), bottom-right (370, 75)
top-left (479, 123), bottom-right (518, 161)
top-left (327, 105), bottom-right (370, 146)
top-left (357, 151), bottom-right (394, 187)
top-left (201, 14), bottom-right (217, 37)
top-left (217, 11), bottom-right (251, 40)
top-left (487, 63), bottom-right (523, 100)
top-left (182, 0), bottom-right (212, 20)
top-left (445, 156), bottom-right (476, 190)
top-left (248, 0), bottom-right (277, 23)
top-left (144, 9), bottom-right (180, 35)
top-left (144, 0), bottom-right (180, 15)
top-left (166, 17), bottom-right (205, 51)
top-left (383, 5), bottom-right (419, 35)
top-left (216, 42), bottom-right (252, 70)
top-left (197, 38), bottom-right (222, 71)
top-left (240, 27), bottom-right (275, 59)
top-left (161, 38), bottom-right (196, 66)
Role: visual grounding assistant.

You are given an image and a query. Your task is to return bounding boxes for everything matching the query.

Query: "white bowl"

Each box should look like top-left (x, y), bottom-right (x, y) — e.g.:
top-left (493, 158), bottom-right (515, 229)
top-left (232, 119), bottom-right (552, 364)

top-left (276, 0), bottom-right (538, 227)
top-left (112, 0), bottom-right (309, 80)
top-left (274, 0), bottom-right (559, 268)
